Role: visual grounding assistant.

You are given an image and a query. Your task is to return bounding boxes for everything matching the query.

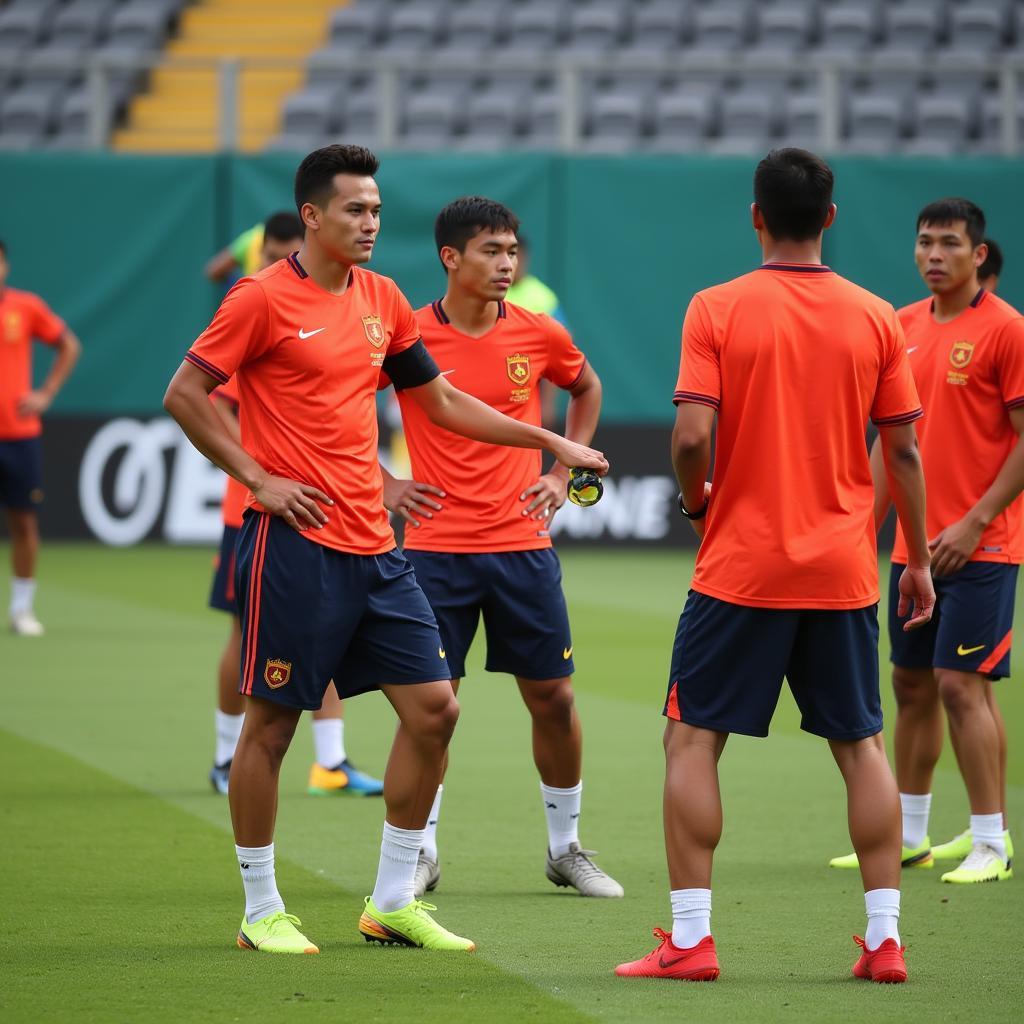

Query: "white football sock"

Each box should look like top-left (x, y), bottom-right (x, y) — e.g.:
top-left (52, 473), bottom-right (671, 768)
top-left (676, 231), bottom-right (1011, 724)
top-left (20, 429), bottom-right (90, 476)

top-left (371, 821), bottom-right (425, 913)
top-left (541, 780), bottom-right (582, 858)
top-left (422, 785), bottom-right (443, 861)
top-left (864, 888), bottom-right (900, 948)
top-left (10, 577), bottom-right (36, 617)
top-left (899, 792), bottom-right (932, 848)
top-left (236, 843), bottom-right (285, 924)
top-left (214, 710), bottom-right (244, 767)
top-left (671, 888), bottom-right (712, 949)
top-left (312, 717), bottom-right (345, 768)
top-left (971, 812), bottom-right (1006, 860)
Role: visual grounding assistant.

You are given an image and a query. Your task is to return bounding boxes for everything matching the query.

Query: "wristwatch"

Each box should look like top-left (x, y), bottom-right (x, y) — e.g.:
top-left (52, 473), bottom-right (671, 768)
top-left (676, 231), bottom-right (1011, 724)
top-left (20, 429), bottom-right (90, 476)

top-left (677, 492), bottom-right (708, 520)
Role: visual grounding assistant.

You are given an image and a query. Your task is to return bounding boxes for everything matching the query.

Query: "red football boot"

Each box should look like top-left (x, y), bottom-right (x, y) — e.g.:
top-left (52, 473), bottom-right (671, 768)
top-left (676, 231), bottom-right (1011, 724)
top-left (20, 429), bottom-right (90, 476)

top-left (851, 935), bottom-right (908, 984)
top-left (615, 928), bottom-right (720, 981)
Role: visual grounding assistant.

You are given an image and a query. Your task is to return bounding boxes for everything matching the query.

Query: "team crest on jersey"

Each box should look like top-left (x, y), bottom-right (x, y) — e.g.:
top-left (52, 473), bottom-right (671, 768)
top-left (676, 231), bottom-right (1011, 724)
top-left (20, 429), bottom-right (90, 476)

top-left (507, 353), bottom-right (531, 385)
top-left (362, 315), bottom-right (385, 348)
top-left (3, 311), bottom-right (22, 343)
top-left (264, 658), bottom-right (292, 689)
top-left (950, 340), bottom-right (974, 369)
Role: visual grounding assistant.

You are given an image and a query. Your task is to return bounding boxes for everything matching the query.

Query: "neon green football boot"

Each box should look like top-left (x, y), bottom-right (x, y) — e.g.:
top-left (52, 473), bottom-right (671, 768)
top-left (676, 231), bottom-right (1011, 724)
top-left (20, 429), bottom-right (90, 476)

top-left (829, 837), bottom-right (933, 870)
top-left (237, 911), bottom-right (319, 954)
top-left (933, 829), bottom-right (1014, 862)
top-left (358, 897), bottom-right (475, 951)
top-left (941, 843), bottom-right (1013, 884)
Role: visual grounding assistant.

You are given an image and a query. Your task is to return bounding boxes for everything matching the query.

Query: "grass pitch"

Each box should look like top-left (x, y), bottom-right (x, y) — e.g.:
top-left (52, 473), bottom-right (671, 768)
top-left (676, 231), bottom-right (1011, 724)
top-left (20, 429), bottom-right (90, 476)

top-left (2, 544), bottom-right (1023, 1023)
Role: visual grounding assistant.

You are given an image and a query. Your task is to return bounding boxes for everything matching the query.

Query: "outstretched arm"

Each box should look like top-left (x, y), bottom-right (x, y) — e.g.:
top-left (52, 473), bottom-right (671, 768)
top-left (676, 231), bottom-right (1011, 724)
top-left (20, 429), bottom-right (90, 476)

top-left (402, 374), bottom-right (608, 474)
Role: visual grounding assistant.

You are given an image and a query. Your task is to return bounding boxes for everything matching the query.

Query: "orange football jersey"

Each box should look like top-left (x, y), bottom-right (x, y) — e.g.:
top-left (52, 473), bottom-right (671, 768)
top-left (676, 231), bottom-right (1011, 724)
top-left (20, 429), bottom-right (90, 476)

top-left (892, 289), bottom-right (1024, 564)
top-left (186, 255), bottom-right (421, 555)
top-left (397, 299), bottom-right (586, 553)
top-left (676, 264), bottom-right (921, 609)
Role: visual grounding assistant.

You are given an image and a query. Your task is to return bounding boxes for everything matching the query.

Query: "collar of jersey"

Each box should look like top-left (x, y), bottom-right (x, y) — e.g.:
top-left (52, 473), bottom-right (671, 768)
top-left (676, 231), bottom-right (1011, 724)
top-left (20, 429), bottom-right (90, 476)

top-left (758, 262), bottom-right (832, 273)
top-left (432, 298), bottom-right (507, 326)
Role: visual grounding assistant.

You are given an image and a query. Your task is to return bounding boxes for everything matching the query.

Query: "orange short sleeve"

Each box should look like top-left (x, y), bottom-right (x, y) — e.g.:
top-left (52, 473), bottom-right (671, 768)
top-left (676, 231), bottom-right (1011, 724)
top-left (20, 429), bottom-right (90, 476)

top-left (871, 313), bottom-right (923, 426)
top-left (28, 294), bottom-right (65, 345)
top-left (996, 317), bottom-right (1024, 410)
top-left (186, 279), bottom-right (271, 384)
top-left (542, 318), bottom-right (587, 389)
top-left (386, 285), bottom-right (421, 357)
top-left (673, 294), bottom-right (720, 410)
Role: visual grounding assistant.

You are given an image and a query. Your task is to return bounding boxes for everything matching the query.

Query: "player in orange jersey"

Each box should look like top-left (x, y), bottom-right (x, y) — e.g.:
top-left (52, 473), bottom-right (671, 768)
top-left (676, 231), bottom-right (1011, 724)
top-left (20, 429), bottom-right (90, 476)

top-left (836, 201), bottom-right (1024, 885)
top-left (615, 149), bottom-right (933, 984)
top-left (0, 239), bottom-right (81, 636)
top-left (385, 196), bottom-right (621, 899)
top-left (205, 214), bottom-right (384, 800)
top-left (164, 145), bottom-right (607, 955)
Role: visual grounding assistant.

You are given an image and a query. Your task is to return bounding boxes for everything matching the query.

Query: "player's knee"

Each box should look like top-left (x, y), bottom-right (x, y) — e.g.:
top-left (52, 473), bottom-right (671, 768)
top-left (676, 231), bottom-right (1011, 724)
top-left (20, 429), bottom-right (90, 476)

top-left (419, 690), bottom-right (460, 746)
top-left (936, 670), bottom-right (984, 718)
top-left (892, 666), bottom-right (935, 708)
top-left (6, 510), bottom-right (36, 540)
top-left (531, 682), bottom-right (575, 727)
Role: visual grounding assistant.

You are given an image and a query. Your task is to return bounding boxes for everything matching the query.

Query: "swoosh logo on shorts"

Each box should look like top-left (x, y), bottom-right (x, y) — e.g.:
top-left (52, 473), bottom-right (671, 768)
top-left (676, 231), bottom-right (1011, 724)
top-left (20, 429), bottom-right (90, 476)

top-left (439, 646), bottom-right (446, 658)
top-left (956, 643), bottom-right (985, 656)
top-left (563, 646), bottom-right (573, 660)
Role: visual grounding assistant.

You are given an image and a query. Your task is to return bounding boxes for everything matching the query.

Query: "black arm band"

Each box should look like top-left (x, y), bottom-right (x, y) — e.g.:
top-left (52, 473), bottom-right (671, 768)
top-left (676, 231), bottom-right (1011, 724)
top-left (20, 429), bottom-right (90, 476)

top-left (383, 339), bottom-right (440, 391)
top-left (678, 492), bottom-right (709, 520)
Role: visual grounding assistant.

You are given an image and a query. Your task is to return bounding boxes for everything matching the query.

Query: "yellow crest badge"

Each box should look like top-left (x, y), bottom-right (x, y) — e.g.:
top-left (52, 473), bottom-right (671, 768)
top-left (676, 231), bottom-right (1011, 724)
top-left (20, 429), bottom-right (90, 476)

top-left (264, 658), bottom-right (292, 690)
top-left (950, 340), bottom-right (974, 369)
top-left (362, 314), bottom-right (385, 348)
top-left (506, 353), bottom-right (531, 386)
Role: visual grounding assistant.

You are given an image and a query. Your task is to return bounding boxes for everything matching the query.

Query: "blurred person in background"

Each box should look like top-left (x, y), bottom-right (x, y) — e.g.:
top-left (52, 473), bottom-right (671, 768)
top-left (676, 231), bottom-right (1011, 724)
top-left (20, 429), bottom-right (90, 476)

top-left (205, 211), bottom-right (302, 285)
top-left (0, 239), bottom-right (81, 636)
top-left (206, 213), bottom-right (384, 799)
top-left (978, 237), bottom-right (1003, 293)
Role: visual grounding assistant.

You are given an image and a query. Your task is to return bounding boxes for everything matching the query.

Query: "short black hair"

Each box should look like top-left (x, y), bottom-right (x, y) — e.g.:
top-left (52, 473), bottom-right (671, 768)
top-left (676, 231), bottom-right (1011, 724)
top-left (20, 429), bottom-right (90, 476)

top-left (293, 144), bottom-right (379, 213)
top-left (753, 148), bottom-right (834, 242)
top-left (979, 237), bottom-right (1003, 281)
top-left (263, 211), bottom-right (304, 242)
top-left (916, 198), bottom-right (986, 248)
top-left (434, 196), bottom-right (520, 261)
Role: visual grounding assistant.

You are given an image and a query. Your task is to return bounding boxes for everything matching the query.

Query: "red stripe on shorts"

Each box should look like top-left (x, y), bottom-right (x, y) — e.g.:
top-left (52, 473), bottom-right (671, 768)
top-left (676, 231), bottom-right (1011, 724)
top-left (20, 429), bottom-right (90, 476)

top-left (977, 630), bottom-right (1012, 675)
top-left (665, 681), bottom-right (681, 721)
top-left (241, 514), bottom-right (270, 695)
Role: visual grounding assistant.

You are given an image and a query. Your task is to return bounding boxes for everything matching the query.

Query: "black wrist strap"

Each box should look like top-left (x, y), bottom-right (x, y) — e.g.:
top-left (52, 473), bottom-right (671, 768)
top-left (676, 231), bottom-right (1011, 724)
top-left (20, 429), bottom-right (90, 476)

top-left (678, 492), bottom-right (709, 521)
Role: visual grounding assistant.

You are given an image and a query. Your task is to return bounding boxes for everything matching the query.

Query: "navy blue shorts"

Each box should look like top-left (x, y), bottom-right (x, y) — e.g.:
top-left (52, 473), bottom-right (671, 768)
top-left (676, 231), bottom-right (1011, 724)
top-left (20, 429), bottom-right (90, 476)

top-left (0, 437), bottom-right (43, 510)
top-left (663, 591), bottom-right (882, 741)
top-left (889, 561), bottom-right (1018, 680)
top-left (208, 525), bottom-right (240, 614)
top-left (235, 512), bottom-right (449, 710)
top-left (405, 548), bottom-right (574, 681)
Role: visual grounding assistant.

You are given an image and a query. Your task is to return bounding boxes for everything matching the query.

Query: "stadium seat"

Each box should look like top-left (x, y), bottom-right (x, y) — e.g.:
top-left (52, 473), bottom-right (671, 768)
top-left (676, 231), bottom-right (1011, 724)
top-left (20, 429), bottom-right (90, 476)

top-left (751, 5), bottom-right (814, 55)
top-left (281, 87), bottom-right (342, 138)
top-left (882, 3), bottom-right (944, 54)
top-left (379, 4), bottom-right (441, 54)
top-left (650, 91), bottom-right (716, 148)
top-left (564, 2), bottom-right (628, 54)
top-left (506, 4), bottom-right (565, 54)
top-left (630, 0), bottom-right (693, 52)
top-left (521, 90), bottom-right (562, 147)
top-left (847, 94), bottom-right (904, 148)
top-left (107, 3), bottom-right (171, 51)
top-left (690, 4), bottom-right (751, 53)
top-left (978, 92), bottom-right (1024, 148)
top-left (328, 4), bottom-right (384, 48)
top-left (586, 91), bottom-right (646, 147)
top-left (0, 4), bottom-right (50, 50)
top-left (51, 1), bottom-right (120, 49)
top-left (915, 94), bottom-right (972, 148)
top-left (818, 5), bottom-right (876, 54)
top-left (720, 90), bottom-right (779, 141)
top-left (402, 90), bottom-right (464, 148)
top-left (947, 6), bottom-right (1005, 53)
top-left (858, 66), bottom-right (929, 106)
top-left (447, 2), bottom-right (508, 49)
top-left (780, 91), bottom-right (824, 148)
top-left (0, 88), bottom-right (59, 137)
top-left (18, 44), bottom-right (87, 96)
top-left (465, 90), bottom-right (522, 139)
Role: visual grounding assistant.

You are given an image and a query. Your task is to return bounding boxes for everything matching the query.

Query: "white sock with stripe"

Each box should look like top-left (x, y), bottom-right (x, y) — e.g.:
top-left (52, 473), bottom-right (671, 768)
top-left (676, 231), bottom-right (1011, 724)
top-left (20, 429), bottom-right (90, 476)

top-left (541, 781), bottom-right (582, 858)
top-left (236, 843), bottom-right (285, 924)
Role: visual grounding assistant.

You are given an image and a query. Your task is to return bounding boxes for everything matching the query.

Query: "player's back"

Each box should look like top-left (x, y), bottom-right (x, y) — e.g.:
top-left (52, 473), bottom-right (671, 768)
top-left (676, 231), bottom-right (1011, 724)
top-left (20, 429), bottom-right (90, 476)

top-left (679, 263), bottom-right (920, 609)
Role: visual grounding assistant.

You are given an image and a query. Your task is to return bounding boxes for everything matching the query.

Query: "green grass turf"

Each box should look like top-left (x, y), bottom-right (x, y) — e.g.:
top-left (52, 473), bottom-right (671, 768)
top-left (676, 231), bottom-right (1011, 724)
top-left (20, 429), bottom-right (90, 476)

top-left (2, 543), bottom-right (1023, 1022)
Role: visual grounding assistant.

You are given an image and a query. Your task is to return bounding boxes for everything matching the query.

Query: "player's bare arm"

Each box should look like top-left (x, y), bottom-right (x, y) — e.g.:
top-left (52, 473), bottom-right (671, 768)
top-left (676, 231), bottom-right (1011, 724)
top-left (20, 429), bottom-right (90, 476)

top-left (210, 392), bottom-right (242, 444)
top-left (878, 421), bottom-right (935, 628)
top-left (671, 401), bottom-right (715, 539)
top-left (522, 362), bottom-right (603, 521)
top-left (868, 434), bottom-right (892, 532)
top-left (404, 373), bottom-right (609, 474)
top-left (164, 360), bottom-right (333, 531)
top-left (380, 465), bottom-right (445, 529)
top-left (204, 246), bottom-right (240, 283)
top-left (929, 405), bottom-right (1024, 577)
top-left (16, 328), bottom-right (81, 418)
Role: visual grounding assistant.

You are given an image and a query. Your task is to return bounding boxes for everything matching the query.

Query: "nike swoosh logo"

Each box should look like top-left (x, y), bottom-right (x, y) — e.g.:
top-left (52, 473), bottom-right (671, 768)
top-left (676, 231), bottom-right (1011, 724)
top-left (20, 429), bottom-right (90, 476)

top-left (440, 369), bottom-right (456, 376)
top-left (659, 953), bottom-right (692, 969)
top-left (907, 347), bottom-right (918, 354)
top-left (298, 327), bottom-right (326, 339)
top-left (438, 647), bottom-right (446, 658)
top-left (957, 643), bottom-right (985, 656)
top-left (563, 647), bottom-right (573, 659)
